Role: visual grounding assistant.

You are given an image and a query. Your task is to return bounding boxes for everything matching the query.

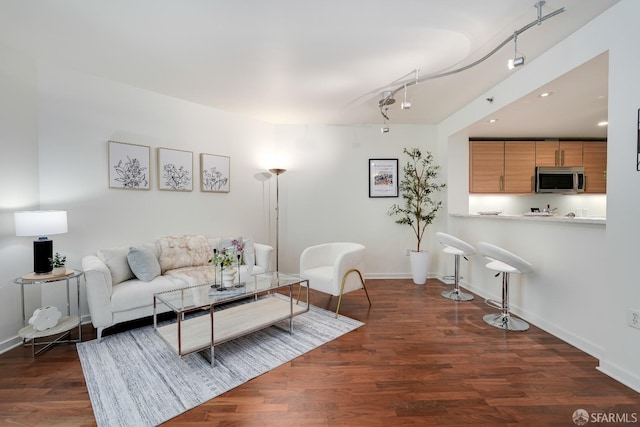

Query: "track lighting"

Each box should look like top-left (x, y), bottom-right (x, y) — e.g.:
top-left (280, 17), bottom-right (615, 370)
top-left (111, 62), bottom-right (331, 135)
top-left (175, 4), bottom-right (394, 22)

top-left (381, 126), bottom-right (389, 134)
top-left (508, 31), bottom-right (525, 70)
top-left (401, 84), bottom-right (411, 110)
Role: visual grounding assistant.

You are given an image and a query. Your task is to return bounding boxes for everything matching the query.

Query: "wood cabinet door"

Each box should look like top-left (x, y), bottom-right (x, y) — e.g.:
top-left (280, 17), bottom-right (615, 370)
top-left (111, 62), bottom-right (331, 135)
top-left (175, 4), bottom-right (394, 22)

top-left (536, 141), bottom-right (583, 166)
top-left (504, 142), bottom-right (535, 193)
top-left (559, 141), bottom-right (583, 166)
top-left (469, 141), bottom-right (504, 193)
top-left (583, 142), bottom-right (607, 193)
top-left (535, 141), bottom-right (560, 166)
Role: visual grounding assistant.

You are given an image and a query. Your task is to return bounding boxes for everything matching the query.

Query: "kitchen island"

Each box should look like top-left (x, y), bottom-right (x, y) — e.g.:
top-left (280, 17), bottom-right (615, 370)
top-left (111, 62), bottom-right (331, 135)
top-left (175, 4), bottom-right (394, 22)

top-left (445, 211), bottom-right (606, 362)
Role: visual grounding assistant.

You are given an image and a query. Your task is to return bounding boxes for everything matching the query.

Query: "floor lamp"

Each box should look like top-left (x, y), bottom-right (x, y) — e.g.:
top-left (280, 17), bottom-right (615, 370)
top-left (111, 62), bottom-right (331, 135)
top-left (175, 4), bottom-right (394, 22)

top-left (268, 168), bottom-right (286, 272)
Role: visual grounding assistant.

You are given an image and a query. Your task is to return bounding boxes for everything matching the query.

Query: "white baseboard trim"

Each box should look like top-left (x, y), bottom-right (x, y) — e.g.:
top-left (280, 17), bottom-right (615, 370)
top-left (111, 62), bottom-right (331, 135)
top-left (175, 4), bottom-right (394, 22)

top-left (597, 361), bottom-right (640, 394)
top-left (0, 336), bottom-right (22, 354)
top-left (461, 279), bottom-right (605, 360)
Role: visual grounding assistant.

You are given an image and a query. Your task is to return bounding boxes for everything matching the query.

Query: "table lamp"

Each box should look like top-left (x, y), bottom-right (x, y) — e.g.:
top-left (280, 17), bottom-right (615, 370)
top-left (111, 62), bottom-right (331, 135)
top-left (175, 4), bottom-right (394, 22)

top-left (15, 210), bottom-right (68, 274)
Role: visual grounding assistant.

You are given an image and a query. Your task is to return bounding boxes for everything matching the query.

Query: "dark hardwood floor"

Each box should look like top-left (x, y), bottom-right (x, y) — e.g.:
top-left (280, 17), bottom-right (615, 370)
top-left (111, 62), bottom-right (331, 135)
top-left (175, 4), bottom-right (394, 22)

top-left (1, 279), bottom-right (638, 426)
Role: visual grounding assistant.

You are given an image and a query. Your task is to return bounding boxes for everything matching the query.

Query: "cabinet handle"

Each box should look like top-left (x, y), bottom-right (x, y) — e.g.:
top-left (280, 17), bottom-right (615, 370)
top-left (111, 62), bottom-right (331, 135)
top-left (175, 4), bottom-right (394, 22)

top-left (561, 150), bottom-right (565, 166)
top-left (500, 175), bottom-right (504, 192)
top-left (555, 150), bottom-right (559, 166)
top-left (531, 175), bottom-right (534, 192)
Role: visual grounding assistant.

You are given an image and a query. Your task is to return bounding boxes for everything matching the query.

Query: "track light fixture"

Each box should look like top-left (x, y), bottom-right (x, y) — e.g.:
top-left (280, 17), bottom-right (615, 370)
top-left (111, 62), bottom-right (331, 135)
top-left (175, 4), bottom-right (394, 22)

top-left (508, 31), bottom-right (525, 70)
top-left (401, 84), bottom-right (411, 110)
top-left (374, 1), bottom-right (563, 111)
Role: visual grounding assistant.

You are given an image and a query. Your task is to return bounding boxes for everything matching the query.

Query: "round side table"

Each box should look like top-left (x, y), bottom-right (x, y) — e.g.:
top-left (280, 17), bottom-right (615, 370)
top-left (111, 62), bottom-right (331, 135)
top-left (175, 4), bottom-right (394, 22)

top-left (14, 269), bottom-right (84, 357)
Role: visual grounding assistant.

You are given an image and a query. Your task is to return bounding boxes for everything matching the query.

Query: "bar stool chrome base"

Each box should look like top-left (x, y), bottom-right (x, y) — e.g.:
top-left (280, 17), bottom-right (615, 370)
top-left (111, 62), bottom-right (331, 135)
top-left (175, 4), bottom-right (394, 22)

top-left (441, 288), bottom-right (474, 301)
top-left (483, 313), bottom-right (529, 331)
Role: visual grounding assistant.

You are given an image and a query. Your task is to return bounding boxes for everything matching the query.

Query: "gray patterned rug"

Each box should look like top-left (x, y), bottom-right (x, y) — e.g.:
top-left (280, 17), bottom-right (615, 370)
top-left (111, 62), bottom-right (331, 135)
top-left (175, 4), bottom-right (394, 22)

top-left (77, 300), bottom-right (363, 427)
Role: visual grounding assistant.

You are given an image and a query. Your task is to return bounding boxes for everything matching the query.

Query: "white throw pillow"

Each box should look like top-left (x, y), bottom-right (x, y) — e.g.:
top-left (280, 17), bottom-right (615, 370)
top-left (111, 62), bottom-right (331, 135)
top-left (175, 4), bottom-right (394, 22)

top-left (128, 246), bottom-right (161, 282)
top-left (97, 246), bottom-right (135, 285)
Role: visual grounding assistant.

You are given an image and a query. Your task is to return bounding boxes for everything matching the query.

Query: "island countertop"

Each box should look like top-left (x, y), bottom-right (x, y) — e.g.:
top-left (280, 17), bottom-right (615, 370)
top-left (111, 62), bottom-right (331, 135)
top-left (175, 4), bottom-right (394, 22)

top-left (450, 212), bottom-right (606, 226)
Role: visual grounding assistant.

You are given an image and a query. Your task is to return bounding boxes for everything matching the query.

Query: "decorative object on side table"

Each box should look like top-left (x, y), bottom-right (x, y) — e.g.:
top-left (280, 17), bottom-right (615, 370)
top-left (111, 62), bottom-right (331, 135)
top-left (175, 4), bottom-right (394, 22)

top-left (49, 252), bottom-right (67, 276)
top-left (28, 306), bottom-right (62, 331)
top-left (387, 148), bottom-right (445, 285)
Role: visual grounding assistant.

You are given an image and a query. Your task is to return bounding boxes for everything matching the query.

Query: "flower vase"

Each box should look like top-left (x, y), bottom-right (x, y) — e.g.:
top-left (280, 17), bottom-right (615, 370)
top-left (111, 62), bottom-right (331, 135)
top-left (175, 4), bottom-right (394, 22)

top-left (222, 267), bottom-right (237, 288)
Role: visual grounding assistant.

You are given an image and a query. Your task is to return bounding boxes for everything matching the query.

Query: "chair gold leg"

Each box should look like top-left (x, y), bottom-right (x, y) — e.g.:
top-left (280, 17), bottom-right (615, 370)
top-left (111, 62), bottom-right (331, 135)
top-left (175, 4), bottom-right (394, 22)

top-left (335, 268), bottom-right (371, 318)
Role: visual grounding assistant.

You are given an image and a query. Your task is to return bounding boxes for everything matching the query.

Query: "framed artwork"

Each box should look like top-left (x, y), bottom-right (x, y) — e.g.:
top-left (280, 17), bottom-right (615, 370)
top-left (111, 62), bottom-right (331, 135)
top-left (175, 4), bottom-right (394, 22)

top-left (369, 158), bottom-right (399, 198)
top-left (157, 148), bottom-right (193, 191)
top-left (200, 153), bottom-right (230, 193)
top-left (108, 140), bottom-right (151, 190)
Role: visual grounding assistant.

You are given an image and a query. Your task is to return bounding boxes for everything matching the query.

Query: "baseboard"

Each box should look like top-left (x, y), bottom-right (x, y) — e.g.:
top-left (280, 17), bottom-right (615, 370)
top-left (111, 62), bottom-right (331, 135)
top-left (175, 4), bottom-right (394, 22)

top-left (0, 336), bottom-right (22, 354)
top-left (597, 361), bottom-right (640, 394)
top-left (460, 279), bottom-right (605, 360)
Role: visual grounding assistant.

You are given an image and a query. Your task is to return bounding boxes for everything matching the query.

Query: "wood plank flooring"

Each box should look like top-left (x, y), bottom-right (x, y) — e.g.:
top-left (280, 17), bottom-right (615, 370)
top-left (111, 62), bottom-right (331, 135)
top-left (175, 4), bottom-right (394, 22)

top-left (0, 279), bottom-right (638, 426)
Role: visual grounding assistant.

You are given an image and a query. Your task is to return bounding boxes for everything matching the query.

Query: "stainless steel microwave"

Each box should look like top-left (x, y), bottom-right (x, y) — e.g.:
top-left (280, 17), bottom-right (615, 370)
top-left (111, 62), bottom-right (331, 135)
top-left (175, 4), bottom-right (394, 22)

top-left (535, 166), bottom-right (585, 193)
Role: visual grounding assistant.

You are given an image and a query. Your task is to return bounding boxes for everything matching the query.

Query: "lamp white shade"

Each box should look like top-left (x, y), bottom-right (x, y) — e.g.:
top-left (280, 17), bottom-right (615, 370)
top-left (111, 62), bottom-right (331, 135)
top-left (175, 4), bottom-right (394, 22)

top-left (14, 210), bottom-right (68, 237)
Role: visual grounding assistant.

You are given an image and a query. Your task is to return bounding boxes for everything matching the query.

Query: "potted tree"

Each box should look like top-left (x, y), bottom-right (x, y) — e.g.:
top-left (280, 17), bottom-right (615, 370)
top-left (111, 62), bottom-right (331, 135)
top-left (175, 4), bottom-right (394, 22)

top-left (388, 147), bottom-right (445, 284)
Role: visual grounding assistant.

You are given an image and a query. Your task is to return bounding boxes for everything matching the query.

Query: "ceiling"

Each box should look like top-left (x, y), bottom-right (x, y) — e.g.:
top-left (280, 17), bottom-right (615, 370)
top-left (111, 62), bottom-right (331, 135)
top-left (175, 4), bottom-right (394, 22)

top-left (0, 0), bottom-right (617, 137)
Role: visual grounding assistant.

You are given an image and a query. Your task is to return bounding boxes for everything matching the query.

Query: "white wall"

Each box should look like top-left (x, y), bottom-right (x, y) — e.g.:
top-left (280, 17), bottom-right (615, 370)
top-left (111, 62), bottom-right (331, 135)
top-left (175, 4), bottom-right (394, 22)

top-left (599, 0), bottom-right (640, 391)
top-left (0, 59), bottom-right (444, 350)
top-left (438, 0), bottom-right (640, 392)
top-left (0, 43), bottom-right (39, 350)
top-left (271, 124), bottom-right (442, 276)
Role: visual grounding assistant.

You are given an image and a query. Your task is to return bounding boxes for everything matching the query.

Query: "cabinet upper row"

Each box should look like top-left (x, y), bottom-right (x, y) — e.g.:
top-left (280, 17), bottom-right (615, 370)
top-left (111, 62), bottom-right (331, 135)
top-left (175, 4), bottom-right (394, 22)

top-left (469, 140), bottom-right (607, 194)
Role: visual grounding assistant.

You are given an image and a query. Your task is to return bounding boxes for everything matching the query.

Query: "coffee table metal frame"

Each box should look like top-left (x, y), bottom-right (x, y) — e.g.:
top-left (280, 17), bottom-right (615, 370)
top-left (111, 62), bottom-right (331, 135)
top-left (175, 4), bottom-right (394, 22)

top-left (153, 272), bottom-right (309, 365)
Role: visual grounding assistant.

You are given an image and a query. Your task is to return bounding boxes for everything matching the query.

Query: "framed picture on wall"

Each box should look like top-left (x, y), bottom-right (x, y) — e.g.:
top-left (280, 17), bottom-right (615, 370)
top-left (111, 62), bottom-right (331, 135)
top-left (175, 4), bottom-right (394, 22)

top-left (108, 140), bottom-right (151, 190)
top-left (200, 153), bottom-right (230, 193)
top-left (157, 148), bottom-right (193, 191)
top-left (369, 158), bottom-right (399, 198)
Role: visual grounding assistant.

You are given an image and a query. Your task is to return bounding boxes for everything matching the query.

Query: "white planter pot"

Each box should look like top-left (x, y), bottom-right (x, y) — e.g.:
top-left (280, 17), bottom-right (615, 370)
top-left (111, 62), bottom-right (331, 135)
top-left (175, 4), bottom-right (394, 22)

top-left (409, 250), bottom-right (429, 285)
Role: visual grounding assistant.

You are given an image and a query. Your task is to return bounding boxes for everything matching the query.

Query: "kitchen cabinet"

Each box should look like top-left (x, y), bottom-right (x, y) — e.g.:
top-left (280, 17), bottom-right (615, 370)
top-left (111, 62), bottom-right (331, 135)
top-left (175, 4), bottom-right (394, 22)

top-left (470, 141), bottom-right (503, 193)
top-left (535, 141), bottom-right (583, 166)
top-left (582, 142), bottom-right (607, 193)
top-left (469, 141), bottom-right (535, 193)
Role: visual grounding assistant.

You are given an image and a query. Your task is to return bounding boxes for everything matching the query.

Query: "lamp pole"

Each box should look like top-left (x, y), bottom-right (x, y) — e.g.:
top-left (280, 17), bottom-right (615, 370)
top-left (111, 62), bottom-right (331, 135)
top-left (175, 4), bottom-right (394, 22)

top-left (268, 168), bottom-right (286, 272)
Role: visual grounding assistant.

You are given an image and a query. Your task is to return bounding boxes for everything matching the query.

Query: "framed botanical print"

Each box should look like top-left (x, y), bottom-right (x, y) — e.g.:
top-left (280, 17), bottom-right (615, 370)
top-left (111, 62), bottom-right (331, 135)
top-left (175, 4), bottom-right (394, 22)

top-left (200, 153), bottom-right (230, 193)
top-left (369, 158), bottom-right (399, 197)
top-left (108, 140), bottom-right (151, 190)
top-left (158, 148), bottom-right (193, 191)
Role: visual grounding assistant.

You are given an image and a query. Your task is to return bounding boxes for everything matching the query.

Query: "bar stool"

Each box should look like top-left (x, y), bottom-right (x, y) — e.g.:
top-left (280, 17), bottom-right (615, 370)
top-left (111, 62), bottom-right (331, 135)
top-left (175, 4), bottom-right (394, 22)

top-left (436, 232), bottom-right (475, 301)
top-left (477, 242), bottom-right (534, 331)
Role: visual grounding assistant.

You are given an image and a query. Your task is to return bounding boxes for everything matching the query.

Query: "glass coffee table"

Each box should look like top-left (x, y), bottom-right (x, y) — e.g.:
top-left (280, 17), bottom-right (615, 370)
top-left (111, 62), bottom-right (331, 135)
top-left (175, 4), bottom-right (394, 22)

top-left (153, 272), bottom-right (309, 364)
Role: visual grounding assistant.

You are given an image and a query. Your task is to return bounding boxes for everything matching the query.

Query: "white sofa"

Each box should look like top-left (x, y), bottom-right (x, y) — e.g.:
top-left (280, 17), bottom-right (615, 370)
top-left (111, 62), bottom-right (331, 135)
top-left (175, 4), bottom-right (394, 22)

top-left (82, 234), bottom-right (273, 341)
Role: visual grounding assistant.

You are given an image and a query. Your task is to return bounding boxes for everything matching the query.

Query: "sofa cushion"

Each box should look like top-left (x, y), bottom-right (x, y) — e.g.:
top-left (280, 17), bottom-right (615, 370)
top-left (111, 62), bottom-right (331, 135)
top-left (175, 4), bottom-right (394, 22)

top-left (158, 235), bottom-right (211, 273)
top-left (97, 246), bottom-right (135, 285)
top-left (127, 246), bottom-right (161, 282)
top-left (110, 275), bottom-right (185, 313)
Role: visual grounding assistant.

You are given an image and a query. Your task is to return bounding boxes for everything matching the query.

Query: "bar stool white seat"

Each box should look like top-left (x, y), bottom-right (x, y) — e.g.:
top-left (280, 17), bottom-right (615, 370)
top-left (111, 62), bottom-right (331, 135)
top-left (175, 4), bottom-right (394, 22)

top-left (477, 242), bottom-right (534, 331)
top-left (436, 232), bottom-right (475, 301)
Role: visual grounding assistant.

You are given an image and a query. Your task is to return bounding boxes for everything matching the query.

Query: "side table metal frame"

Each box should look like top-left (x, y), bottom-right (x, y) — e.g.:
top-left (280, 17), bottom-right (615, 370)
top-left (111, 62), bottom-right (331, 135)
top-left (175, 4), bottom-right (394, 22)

top-left (14, 270), bottom-right (84, 356)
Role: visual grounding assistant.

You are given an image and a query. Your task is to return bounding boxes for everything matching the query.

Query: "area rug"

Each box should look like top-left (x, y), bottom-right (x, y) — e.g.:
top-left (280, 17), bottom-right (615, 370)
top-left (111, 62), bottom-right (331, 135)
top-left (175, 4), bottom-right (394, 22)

top-left (77, 300), bottom-right (363, 427)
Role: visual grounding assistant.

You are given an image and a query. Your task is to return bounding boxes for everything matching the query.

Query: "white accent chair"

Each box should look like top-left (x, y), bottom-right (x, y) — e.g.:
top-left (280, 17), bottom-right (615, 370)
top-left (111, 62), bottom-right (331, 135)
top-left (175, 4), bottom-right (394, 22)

top-left (477, 242), bottom-right (534, 331)
top-left (299, 242), bottom-right (371, 318)
top-left (436, 232), bottom-right (476, 301)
